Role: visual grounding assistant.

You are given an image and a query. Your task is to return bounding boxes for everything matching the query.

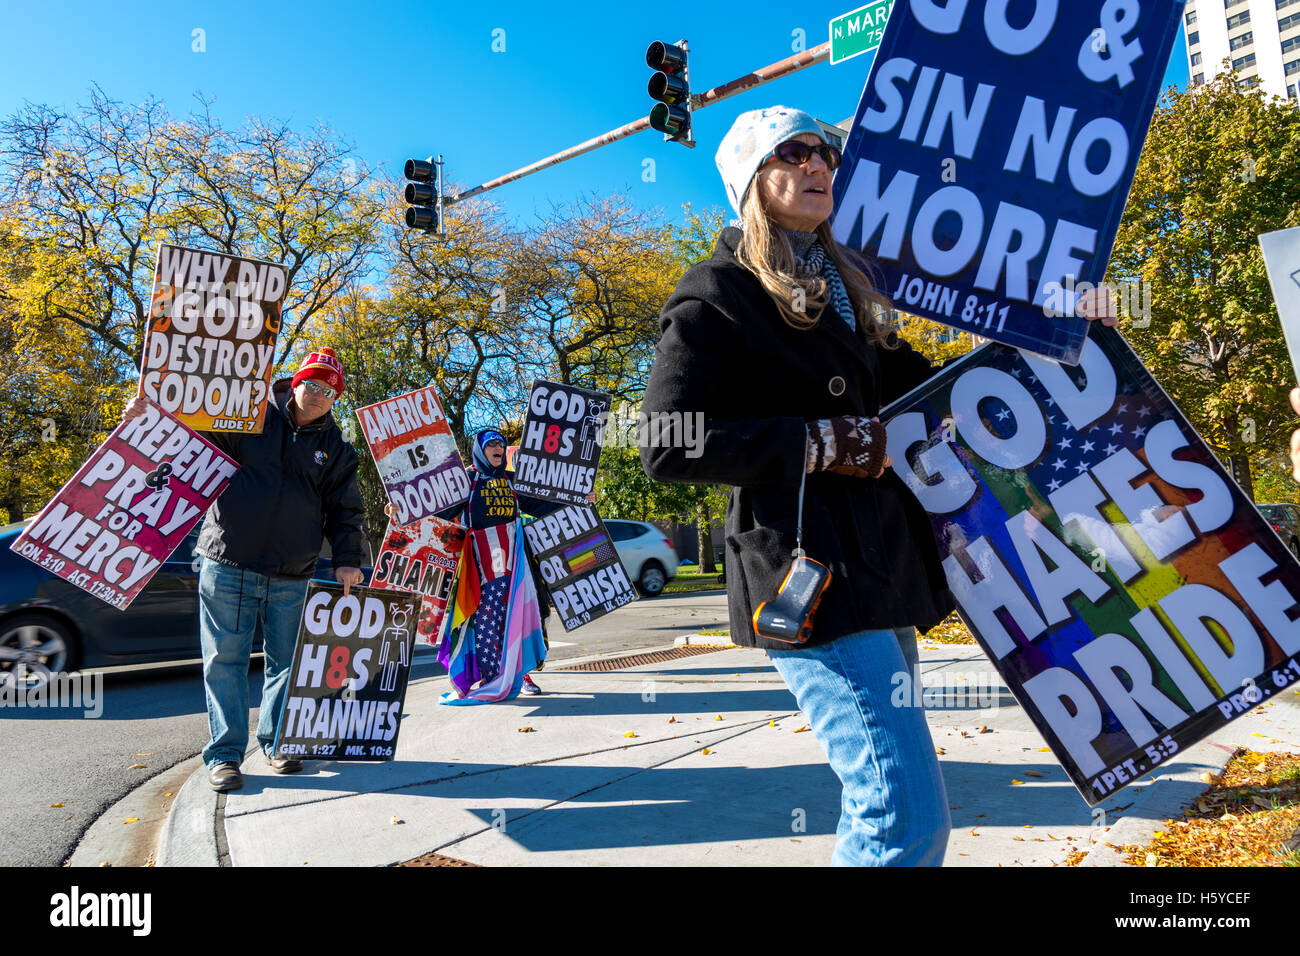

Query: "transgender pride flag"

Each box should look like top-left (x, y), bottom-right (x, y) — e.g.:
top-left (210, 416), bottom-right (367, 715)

top-left (438, 516), bottom-right (546, 705)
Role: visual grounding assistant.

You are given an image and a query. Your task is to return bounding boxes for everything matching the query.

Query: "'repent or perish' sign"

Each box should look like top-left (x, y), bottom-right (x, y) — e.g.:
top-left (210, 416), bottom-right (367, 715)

top-left (831, 0), bottom-right (1185, 364)
top-left (882, 326), bottom-right (1300, 805)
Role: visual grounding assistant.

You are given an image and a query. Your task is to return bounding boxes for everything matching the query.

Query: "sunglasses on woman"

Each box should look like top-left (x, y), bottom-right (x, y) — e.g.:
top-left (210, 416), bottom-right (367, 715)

top-left (765, 140), bottom-right (843, 170)
top-left (301, 380), bottom-right (338, 400)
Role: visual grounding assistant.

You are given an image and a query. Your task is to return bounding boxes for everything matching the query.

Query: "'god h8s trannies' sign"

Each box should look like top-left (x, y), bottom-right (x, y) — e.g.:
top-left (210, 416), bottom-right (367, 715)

top-left (510, 381), bottom-right (610, 505)
top-left (274, 583), bottom-right (420, 761)
top-left (882, 326), bottom-right (1300, 805)
top-left (832, 0), bottom-right (1185, 364)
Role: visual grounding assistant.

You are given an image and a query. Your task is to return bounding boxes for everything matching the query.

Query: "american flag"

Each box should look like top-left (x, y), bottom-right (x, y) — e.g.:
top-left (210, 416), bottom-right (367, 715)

top-left (470, 523), bottom-right (515, 581)
top-left (997, 362), bottom-right (1168, 495)
top-left (473, 576), bottom-right (511, 682)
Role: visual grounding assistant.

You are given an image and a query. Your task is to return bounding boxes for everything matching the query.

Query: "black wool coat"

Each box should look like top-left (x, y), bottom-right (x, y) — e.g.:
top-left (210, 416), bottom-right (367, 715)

top-left (640, 228), bottom-right (955, 651)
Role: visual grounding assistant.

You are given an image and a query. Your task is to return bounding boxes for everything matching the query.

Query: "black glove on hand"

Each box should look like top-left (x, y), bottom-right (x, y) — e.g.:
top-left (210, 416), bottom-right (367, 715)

top-left (806, 416), bottom-right (888, 478)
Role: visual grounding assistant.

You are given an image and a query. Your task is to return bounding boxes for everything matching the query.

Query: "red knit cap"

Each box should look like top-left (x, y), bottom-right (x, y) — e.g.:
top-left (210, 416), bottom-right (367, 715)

top-left (292, 347), bottom-right (344, 393)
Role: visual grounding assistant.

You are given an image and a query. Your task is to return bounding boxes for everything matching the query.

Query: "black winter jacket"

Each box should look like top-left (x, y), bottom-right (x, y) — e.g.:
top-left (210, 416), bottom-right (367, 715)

top-left (640, 228), bottom-right (954, 650)
top-left (197, 379), bottom-right (366, 577)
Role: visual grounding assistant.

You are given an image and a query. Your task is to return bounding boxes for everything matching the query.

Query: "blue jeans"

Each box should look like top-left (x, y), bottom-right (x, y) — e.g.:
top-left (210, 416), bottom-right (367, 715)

top-left (768, 627), bottom-right (950, 866)
top-left (198, 558), bottom-right (310, 768)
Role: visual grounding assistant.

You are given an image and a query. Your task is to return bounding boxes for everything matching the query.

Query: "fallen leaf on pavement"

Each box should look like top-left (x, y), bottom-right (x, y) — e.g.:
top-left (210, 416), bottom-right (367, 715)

top-left (163, 792), bottom-right (173, 797)
top-left (701, 748), bottom-right (713, 755)
top-left (1011, 779), bottom-right (1025, 786)
top-left (935, 747), bottom-right (946, 755)
top-left (622, 731), bottom-right (638, 738)
top-left (714, 715), bottom-right (723, 721)
top-left (1024, 771), bottom-right (1044, 778)
top-left (667, 716), bottom-right (677, 723)
top-left (390, 816), bottom-right (403, 825)
top-left (1036, 747), bottom-right (1051, 752)
top-left (133, 753), bottom-right (154, 757)
top-left (517, 726), bottom-right (535, 733)
top-left (793, 725), bottom-right (811, 733)
top-left (977, 725), bottom-right (991, 734)
top-left (122, 817), bottom-right (138, 824)
top-left (50, 803), bottom-right (64, 808)
top-left (129, 764), bottom-right (147, 770)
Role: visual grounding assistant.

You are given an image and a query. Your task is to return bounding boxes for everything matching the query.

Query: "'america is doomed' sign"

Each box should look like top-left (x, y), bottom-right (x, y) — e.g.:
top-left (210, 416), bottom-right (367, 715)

top-left (882, 326), bottom-right (1300, 804)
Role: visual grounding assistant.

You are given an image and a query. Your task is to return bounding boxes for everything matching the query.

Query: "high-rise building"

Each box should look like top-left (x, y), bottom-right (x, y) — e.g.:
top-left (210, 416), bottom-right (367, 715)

top-left (1183, 0), bottom-right (1300, 99)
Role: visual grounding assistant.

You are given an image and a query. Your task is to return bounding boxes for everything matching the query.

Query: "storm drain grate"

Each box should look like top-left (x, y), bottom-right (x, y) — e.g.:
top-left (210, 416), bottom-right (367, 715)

top-left (551, 644), bottom-right (733, 672)
top-left (396, 851), bottom-right (481, 867)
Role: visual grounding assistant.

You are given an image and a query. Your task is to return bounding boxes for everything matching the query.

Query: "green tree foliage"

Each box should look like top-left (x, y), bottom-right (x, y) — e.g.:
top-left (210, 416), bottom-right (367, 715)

top-left (1109, 75), bottom-right (1300, 500)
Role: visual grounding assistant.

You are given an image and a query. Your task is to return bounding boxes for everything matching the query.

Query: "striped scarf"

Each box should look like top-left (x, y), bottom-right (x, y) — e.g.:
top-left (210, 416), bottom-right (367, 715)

top-left (791, 239), bottom-right (856, 332)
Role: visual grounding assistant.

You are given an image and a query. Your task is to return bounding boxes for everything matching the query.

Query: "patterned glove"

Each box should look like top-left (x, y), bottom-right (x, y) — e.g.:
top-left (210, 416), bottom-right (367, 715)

top-left (806, 416), bottom-right (888, 478)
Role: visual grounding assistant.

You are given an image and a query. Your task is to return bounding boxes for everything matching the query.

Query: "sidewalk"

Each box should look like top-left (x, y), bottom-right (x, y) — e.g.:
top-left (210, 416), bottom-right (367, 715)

top-left (149, 641), bottom-right (1300, 867)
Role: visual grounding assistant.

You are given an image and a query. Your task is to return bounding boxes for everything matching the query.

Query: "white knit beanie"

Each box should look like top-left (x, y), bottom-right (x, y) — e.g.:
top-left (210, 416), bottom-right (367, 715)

top-left (714, 106), bottom-right (826, 218)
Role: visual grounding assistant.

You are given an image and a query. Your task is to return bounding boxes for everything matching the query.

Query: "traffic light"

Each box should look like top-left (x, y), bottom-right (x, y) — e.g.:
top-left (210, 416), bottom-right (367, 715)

top-left (403, 156), bottom-right (442, 234)
top-left (646, 40), bottom-right (694, 147)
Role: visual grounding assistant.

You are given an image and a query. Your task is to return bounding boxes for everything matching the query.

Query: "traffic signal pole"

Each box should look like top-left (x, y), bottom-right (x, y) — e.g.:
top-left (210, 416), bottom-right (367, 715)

top-left (445, 41), bottom-right (832, 207)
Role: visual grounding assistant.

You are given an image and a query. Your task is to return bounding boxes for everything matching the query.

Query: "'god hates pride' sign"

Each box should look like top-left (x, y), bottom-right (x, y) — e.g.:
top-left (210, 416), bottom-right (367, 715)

top-left (831, 0), bottom-right (1185, 363)
top-left (357, 386), bottom-right (470, 524)
top-left (882, 325), bottom-right (1300, 805)
top-left (11, 405), bottom-right (238, 609)
top-left (139, 243), bottom-right (288, 433)
top-left (510, 381), bottom-right (611, 505)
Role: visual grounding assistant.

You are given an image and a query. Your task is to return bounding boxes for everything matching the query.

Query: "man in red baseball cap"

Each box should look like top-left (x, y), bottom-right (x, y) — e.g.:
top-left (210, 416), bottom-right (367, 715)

top-left (123, 345), bottom-right (365, 792)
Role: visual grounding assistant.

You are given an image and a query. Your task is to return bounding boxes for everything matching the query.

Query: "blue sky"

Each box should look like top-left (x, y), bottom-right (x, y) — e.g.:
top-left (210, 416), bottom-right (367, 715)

top-left (0, 1), bottom-right (1189, 229)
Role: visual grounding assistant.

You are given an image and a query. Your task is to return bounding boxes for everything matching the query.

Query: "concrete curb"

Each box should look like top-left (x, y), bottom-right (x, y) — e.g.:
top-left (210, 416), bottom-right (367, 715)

top-left (156, 760), bottom-right (222, 867)
top-left (68, 755), bottom-right (203, 868)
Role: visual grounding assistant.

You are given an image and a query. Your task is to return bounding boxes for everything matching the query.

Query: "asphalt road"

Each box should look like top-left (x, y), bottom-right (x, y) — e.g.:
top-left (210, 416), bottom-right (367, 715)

top-left (0, 587), bottom-right (728, 866)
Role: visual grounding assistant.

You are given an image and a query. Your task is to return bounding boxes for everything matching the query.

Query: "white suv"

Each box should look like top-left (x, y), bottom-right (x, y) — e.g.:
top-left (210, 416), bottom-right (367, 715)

top-left (605, 520), bottom-right (678, 596)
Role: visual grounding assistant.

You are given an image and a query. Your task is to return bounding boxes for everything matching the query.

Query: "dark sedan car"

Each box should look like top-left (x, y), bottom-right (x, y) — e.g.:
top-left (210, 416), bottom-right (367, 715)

top-left (1257, 504), bottom-right (1300, 557)
top-left (0, 519), bottom-right (366, 677)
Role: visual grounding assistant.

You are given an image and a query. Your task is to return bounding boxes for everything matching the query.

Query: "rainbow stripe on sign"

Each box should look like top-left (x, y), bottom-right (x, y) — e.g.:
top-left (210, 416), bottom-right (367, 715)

top-left (564, 532), bottom-right (608, 574)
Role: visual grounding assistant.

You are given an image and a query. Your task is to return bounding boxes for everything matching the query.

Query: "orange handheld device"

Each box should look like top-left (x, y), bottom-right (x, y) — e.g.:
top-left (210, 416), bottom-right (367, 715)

top-left (752, 555), bottom-right (831, 644)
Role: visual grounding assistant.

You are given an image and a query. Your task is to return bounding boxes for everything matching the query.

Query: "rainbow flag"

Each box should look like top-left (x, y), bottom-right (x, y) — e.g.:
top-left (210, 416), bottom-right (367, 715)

top-left (563, 531), bottom-right (607, 575)
top-left (438, 530), bottom-right (481, 693)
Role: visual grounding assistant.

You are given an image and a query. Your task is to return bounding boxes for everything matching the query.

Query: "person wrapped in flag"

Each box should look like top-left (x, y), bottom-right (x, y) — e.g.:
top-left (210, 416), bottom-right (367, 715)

top-left (426, 430), bottom-right (562, 701)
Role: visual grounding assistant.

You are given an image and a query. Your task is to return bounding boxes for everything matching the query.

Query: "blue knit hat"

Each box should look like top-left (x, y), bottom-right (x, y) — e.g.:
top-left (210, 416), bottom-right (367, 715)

top-left (715, 106), bottom-right (827, 218)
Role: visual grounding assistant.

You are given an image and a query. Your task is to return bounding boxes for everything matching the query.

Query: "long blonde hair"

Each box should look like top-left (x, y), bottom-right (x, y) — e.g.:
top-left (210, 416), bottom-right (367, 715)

top-left (734, 169), bottom-right (897, 347)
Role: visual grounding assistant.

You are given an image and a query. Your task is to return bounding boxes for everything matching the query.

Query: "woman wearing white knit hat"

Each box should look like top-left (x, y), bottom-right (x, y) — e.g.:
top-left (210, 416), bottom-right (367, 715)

top-left (641, 106), bottom-right (1115, 865)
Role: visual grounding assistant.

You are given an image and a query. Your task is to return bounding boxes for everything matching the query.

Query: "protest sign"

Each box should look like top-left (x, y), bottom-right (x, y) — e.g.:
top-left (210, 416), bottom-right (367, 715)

top-left (522, 503), bottom-right (636, 630)
top-left (1260, 227), bottom-right (1300, 385)
top-left (511, 381), bottom-right (610, 504)
top-left (831, 0), bottom-right (1184, 363)
top-left (273, 583), bottom-right (419, 761)
top-left (138, 243), bottom-right (288, 433)
top-left (881, 325), bottom-right (1300, 804)
top-left (357, 385), bottom-right (470, 523)
top-left (10, 405), bottom-right (238, 609)
top-left (368, 515), bottom-right (466, 643)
